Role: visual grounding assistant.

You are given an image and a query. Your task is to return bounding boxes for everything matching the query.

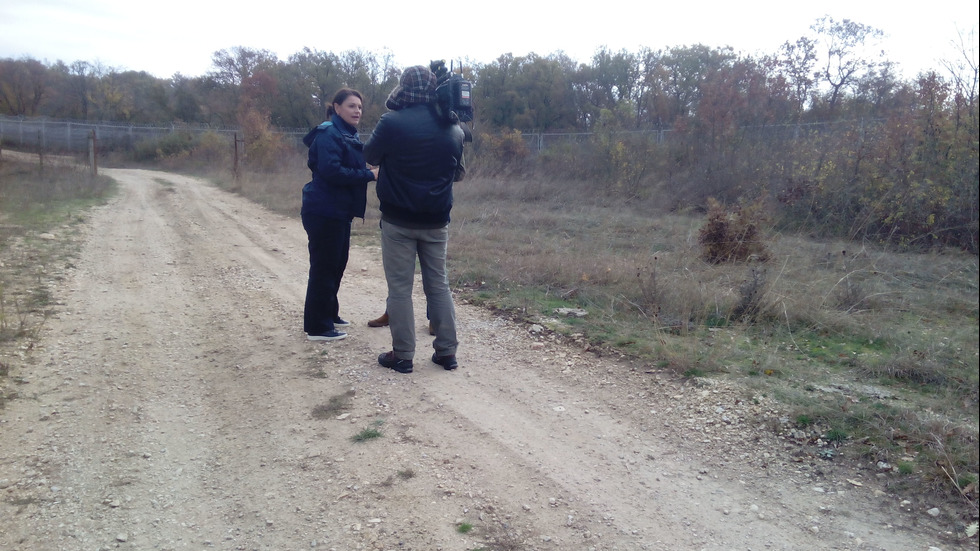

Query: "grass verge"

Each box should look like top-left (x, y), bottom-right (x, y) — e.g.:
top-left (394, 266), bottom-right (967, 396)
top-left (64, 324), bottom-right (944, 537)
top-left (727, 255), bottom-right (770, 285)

top-left (0, 151), bottom-right (115, 406)
top-left (445, 175), bottom-right (978, 524)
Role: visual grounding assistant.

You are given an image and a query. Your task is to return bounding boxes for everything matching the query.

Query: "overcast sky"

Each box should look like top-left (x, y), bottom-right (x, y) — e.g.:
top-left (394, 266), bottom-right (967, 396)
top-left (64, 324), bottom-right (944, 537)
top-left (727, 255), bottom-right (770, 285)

top-left (0, 0), bottom-right (976, 79)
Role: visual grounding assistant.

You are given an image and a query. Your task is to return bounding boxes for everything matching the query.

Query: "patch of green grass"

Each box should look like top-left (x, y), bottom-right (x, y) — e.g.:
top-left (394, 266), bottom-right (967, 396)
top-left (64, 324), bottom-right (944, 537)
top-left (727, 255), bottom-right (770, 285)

top-left (957, 472), bottom-right (977, 490)
top-left (796, 332), bottom-right (888, 367)
top-left (824, 428), bottom-right (848, 443)
top-left (705, 315), bottom-right (729, 328)
top-left (795, 414), bottom-right (814, 427)
top-left (352, 420), bottom-right (384, 442)
top-left (456, 522), bottom-right (474, 534)
top-left (352, 427), bottom-right (382, 442)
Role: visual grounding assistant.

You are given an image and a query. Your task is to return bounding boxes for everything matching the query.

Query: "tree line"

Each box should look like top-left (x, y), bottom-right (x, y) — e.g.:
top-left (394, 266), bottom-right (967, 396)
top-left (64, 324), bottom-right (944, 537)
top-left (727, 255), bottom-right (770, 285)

top-left (1, 17), bottom-right (977, 250)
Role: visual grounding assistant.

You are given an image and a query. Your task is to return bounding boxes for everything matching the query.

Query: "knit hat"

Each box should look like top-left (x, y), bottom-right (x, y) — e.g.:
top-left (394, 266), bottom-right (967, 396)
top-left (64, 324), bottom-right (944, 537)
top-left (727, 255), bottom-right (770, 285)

top-left (385, 66), bottom-right (437, 110)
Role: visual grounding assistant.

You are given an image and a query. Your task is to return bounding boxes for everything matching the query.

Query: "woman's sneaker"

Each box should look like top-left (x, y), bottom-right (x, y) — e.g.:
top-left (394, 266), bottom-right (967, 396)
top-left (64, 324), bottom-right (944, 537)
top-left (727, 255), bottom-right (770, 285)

top-left (307, 329), bottom-right (347, 341)
top-left (333, 317), bottom-right (351, 327)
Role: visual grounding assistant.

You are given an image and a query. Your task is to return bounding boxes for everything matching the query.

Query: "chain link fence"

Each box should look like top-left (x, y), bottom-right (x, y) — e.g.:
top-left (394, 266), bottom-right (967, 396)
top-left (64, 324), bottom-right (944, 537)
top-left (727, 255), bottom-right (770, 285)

top-left (0, 116), bottom-right (246, 154)
top-left (2, 115), bottom-right (882, 158)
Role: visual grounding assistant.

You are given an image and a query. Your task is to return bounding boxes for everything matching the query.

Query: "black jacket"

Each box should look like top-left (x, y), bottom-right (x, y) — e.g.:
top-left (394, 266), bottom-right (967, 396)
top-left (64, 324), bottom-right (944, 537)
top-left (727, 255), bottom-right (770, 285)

top-left (364, 104), bottom-right (465, 228)
top-left (301, 115), bottom-right (374, 220)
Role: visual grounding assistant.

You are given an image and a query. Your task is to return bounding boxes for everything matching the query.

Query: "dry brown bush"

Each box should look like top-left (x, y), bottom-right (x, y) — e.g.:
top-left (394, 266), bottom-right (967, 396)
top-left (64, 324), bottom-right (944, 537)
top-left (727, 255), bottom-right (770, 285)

top-left (472, 129), bottom-right (531, 177)
top-left (698, 197), bottom-right (770, 264)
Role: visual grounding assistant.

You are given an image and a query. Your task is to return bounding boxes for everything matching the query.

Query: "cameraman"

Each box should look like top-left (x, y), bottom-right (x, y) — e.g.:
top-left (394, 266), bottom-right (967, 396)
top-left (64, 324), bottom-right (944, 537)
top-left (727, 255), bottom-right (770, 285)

top-left (364, 65), bottom-right (466, 374)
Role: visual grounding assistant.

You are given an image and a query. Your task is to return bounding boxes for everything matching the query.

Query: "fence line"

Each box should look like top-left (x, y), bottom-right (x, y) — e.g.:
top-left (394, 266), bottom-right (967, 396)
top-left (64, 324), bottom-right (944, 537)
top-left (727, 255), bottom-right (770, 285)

top-left (0, 116), bottom-right (242, 154)
top-left (1, 115), bottom-right (883, 156)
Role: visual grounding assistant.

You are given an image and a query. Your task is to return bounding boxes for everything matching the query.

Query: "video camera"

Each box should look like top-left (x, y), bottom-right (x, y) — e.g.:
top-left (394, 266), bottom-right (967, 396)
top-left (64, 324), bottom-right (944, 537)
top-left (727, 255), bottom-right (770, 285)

top-left (430, 60), bottom-right (474, 141)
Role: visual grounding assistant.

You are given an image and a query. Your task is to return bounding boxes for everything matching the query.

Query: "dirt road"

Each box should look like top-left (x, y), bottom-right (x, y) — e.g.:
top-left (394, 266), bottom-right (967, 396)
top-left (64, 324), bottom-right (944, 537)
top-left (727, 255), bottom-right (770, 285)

top-left (0, 168), bottom-right (961, 550)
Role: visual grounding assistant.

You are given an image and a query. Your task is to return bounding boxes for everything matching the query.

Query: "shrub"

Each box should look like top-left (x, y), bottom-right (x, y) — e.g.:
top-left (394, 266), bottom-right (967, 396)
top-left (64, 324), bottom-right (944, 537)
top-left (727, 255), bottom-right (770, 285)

top-left (194, 131), bottom-right (231, 165)
top-left (476, 129), bottom-right (530, 174)
top-left (239, 109), bottom-right (292, 172)
top-left (131, 131), bottom-right (197, 162)
top-left (698, 197), bottom-right (770, 263)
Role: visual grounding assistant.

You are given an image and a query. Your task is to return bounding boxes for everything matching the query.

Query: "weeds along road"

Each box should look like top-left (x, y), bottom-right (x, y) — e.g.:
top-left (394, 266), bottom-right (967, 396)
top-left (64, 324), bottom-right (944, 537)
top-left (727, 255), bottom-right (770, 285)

top-left (0, 168), bottom-right (957, 550)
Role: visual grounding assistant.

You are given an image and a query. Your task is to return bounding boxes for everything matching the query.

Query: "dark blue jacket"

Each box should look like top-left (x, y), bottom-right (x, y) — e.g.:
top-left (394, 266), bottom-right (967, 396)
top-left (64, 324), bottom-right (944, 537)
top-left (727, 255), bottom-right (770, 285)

top-left (301, 114), bottom-right (374, 220)
top-left (363, 104), bottom-right (465, 228)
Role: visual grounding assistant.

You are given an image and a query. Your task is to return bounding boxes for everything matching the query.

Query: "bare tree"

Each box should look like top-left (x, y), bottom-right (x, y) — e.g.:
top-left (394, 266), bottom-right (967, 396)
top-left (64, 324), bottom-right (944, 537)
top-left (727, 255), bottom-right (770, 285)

top-left (941, 26), bottom-right (978, 116)
top-left (810, 16), bottom-right (884, 112)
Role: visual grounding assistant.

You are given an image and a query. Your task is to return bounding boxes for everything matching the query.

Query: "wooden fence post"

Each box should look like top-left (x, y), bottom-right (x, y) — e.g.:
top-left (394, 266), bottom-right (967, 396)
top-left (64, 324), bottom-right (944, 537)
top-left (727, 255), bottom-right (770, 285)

top-left (233, 132), bottom-right (240, 182)
top-left (89, 129), bottom-right (98, 175)
top-left (37, 131), bottom-right (44, 171)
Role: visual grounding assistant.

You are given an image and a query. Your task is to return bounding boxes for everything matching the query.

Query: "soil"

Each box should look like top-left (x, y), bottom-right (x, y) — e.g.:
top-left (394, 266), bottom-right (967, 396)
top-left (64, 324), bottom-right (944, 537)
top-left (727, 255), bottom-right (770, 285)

top-left (0, 167), bottom-right (971, 550)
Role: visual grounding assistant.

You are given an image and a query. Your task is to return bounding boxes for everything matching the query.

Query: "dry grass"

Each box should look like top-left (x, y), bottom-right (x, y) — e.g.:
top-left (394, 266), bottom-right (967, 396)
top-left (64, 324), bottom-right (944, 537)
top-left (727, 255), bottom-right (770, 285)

top-left (0, 152), bottom-right (115, 405)
top-left (445, 173), bottom-right (978, 518)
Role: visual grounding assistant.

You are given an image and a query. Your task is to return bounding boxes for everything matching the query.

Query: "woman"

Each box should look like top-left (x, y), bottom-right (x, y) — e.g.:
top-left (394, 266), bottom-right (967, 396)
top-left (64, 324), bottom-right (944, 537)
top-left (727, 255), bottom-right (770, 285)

top-left (301, 89), bottom-right (379, 341)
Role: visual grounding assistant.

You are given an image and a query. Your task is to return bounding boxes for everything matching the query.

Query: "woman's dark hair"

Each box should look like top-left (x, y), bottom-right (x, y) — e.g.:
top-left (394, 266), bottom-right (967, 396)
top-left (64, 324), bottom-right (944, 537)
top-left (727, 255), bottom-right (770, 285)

top-left (326, 88), bottom-right (363, 116)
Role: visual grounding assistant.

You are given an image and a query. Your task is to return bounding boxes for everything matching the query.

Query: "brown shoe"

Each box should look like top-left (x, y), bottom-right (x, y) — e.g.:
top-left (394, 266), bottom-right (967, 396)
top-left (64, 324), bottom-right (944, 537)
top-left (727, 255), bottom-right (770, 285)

top-left (367, 312), bottom-right (389, 327)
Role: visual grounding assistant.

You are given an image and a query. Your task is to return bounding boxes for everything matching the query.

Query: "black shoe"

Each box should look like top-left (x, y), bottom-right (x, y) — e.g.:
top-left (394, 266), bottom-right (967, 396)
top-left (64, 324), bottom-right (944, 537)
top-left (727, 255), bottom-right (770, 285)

top-left (333, 317), bottom-right (351, 327)
top-left (431, 353), bottom-right (458, 370)
top-left (378, 351), bottom-right (413, 373)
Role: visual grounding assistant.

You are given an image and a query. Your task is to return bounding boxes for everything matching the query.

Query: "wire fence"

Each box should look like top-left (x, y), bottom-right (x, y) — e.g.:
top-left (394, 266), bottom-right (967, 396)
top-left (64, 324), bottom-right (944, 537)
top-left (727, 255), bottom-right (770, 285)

top-left (0, 116), bottom-right (243, 153)
top-left (1, 115), bottom-right (883, 157)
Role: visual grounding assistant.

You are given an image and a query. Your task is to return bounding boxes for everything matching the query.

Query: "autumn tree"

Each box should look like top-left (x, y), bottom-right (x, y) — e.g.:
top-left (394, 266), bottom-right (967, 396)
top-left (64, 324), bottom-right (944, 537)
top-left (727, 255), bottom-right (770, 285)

top-left (0, 57), bottom-right (47, 116)
top-left (114, 70), bottom-right (172, 123)
top-left (46, 60), bottom-right (96, 119)
top-left (206, 47), bottom-right (280, 126)
top-left (474, 53), bottom-right (579, 131)
top-left (170, 74), bottom-right (205, 124)
top-left (585, 47), bottom-right (642, 127)
top-left (284, 48), bottom-right (343, 126)
top-left (778, 37), bottom-right (817, 117)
